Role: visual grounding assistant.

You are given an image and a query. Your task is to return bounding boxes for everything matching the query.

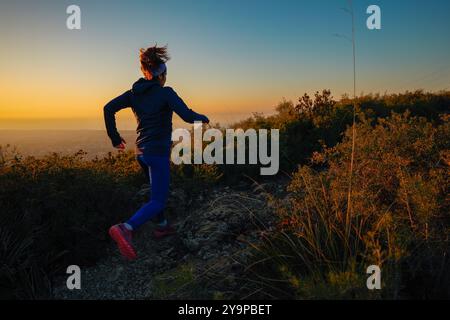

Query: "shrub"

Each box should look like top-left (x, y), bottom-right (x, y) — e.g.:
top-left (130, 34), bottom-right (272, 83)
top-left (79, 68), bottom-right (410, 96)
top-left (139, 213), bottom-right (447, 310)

top-left (243, 112), bottom-right (449, 299)
top-left (226, 90), bottom-right (450, 180)
top-left (0, 149), bottom-right (142, 298)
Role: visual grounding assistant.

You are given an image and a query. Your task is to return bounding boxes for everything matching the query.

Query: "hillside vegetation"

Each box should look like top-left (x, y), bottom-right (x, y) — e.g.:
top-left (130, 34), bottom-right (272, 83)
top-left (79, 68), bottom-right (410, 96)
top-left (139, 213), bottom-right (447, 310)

top-left (0, 90), bottom-right (449, 299)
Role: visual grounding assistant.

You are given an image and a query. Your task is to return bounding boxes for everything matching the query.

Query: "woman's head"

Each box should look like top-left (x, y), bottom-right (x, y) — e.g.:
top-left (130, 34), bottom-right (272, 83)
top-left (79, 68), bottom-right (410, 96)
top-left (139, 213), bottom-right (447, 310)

top-left (139, 44), bottom-right (170, 85)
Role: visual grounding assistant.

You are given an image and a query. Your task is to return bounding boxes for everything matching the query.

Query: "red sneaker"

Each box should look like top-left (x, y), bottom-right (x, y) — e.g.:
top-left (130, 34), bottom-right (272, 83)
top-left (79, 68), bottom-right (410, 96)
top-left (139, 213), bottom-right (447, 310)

top-left (154, 224), bottom-right (176, 239)
top-left (109, 224), bottom-right (137, 260)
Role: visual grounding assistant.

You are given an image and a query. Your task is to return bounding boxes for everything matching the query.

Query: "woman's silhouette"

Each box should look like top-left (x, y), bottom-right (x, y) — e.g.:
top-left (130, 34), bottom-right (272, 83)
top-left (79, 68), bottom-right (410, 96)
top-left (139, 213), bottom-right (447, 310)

top-left (103, 45), bottom-right (209, 260)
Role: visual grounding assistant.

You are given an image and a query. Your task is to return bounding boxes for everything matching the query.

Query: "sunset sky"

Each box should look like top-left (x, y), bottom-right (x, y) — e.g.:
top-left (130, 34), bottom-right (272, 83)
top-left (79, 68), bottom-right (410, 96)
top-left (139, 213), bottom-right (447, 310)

top-left (1, 0), bottom-right (449, 129)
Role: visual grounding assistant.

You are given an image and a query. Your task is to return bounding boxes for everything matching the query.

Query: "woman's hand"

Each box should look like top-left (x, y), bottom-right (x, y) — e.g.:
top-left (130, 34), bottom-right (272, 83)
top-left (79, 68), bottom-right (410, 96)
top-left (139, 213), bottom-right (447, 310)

top-left (114, 137), bottom-right (127, 150)
top-left (200, 114), bottom-right (210, 124)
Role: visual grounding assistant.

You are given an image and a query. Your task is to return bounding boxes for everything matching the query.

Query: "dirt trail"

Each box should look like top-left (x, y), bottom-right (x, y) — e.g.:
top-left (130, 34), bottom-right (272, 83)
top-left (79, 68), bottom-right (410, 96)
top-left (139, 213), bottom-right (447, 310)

top-left (52, 184), bottom-right (278, 300)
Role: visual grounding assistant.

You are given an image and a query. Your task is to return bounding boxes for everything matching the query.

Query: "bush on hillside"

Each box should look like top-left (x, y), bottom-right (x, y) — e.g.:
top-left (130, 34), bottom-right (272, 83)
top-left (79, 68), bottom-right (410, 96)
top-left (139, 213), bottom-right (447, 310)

top-left (0, 148), bottom-right (143, 298)
top-left (243, 112), bottom-right (449, 299)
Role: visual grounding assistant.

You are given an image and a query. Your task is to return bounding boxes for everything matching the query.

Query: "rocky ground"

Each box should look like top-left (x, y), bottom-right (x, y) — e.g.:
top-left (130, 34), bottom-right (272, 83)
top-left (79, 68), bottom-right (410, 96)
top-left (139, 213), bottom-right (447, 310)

top-left (52, 181), bottom-right (284, 300)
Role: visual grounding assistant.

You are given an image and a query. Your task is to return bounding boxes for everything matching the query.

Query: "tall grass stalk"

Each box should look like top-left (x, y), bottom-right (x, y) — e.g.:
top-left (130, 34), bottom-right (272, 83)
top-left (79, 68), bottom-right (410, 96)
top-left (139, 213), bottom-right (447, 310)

top-left (345, 0), bottom-right (358, 242)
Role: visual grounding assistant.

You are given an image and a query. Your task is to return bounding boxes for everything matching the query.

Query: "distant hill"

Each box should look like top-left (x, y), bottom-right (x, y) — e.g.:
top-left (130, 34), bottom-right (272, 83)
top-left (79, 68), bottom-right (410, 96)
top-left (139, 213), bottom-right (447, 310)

top-left (0, 130), bottom-right (137, 159)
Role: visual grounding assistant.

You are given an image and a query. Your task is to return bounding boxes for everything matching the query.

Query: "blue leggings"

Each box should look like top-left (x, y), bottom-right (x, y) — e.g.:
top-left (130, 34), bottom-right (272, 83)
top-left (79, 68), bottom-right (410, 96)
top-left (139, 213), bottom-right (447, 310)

top-left (126, 154), bottom-right (170, 230)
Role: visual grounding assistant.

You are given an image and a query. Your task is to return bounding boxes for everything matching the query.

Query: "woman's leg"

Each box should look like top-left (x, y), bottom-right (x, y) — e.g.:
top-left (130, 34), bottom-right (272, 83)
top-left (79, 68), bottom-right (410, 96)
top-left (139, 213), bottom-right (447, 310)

top-left (126, 155), bottom-right (170, 230)
top-left (136, 155), bottom-right (166, 223)
top-left (136, 154), bottom-right (150, 182)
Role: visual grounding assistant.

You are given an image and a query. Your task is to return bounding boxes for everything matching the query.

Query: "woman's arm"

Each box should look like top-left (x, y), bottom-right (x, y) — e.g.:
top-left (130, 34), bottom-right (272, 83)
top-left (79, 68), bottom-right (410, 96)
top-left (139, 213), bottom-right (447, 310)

top-left (103, 90), bottom-right (132, 147)
top-left (165, 87), bottom-right (209, 124)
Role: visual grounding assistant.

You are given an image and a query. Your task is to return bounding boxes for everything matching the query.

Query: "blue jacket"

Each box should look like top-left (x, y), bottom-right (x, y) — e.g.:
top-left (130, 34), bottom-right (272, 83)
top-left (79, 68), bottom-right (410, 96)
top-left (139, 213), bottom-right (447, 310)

top-left (104, 78), bottom-right (208, 155)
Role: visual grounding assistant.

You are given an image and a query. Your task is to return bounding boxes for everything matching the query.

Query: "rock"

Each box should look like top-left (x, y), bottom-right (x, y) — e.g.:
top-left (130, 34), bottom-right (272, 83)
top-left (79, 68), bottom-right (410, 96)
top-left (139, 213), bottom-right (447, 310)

top-left (184, 238), bottom-right (200, 251)
top-left (107, 266), bottom-right (124, 282)
top-left (236, 234), bottom-right (246, 243)
top-left (163, 247), bottom-right (174, 256)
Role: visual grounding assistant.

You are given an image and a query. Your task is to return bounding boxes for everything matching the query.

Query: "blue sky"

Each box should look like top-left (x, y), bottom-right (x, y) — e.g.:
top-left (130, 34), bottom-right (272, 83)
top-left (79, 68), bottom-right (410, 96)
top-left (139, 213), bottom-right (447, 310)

top-left (1, 0), bottom-right (449, 129)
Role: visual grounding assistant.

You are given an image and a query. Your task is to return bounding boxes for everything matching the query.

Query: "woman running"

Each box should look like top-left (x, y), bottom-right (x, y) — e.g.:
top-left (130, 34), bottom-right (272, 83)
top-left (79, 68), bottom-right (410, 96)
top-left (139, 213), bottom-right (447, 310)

top-left (103, 45), bottom-right (209, 260)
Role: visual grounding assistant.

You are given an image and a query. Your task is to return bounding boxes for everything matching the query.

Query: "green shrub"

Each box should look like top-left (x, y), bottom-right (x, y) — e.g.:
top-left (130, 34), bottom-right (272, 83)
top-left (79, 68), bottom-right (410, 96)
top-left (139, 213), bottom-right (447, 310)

top-left (171, 163), bottom-right (223, 207)
top-left (226, 90), bottom-right (450, 180)
top-left (0, 149), bottom-right (142, 299)
top-left (243, 112), bottom-right (449, 299)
